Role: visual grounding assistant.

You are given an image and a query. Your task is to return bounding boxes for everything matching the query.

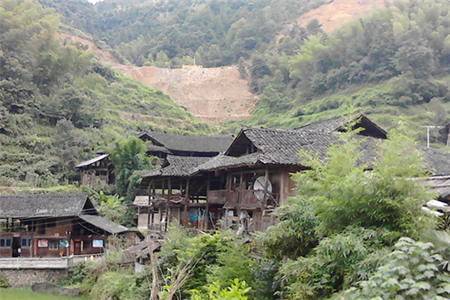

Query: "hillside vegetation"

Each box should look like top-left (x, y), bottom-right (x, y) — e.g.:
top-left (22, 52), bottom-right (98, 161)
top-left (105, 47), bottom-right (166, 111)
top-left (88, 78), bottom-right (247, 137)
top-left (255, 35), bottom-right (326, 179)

top-left (5, 0), bottom-right (450, 188)
top-left (40, 0), bottom-right (450, 146)
top-left (0, 0), bottom-right (214, 187)
top-left (227, 0), bottom-right (450, 144)
top-left (40, 0), bottom-right (332, 68)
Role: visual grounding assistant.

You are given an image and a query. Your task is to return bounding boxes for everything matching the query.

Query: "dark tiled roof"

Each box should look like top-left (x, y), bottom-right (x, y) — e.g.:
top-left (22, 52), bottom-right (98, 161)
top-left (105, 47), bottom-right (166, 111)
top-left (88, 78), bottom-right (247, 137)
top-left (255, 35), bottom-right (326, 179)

top-left (75, 154), bottom-right (109, 168)
top-left (428, 175), bottom-right (450, 195)
top-left (195, 153), bottom-right (262, 172)
top-left (147, 144), bottom-right (171, 154)
top-left (0, 193), bottom-right (91, 218)
top-left (418, 146), bottom-right (450, 176)
top-left (125, 239), bottom-right (161, 258)
top-left (241, 127), bottom-right (339, 165)
top-left (296, 115), bottom-right (348, 133)
top-left (136, 131), bottom-right (152, 141)
top-left (140, 117), bottom-right (450, 180)
top-left (142, 129), bottom-right (379, 177)
top-left (78, 214), bottom-right (129, 234)
top-left (141, 156), bottom-right (210, 178)
top-left (150, 133), bottom-right (233, 153)
top-left (297, 114), bottom-right (387, 139)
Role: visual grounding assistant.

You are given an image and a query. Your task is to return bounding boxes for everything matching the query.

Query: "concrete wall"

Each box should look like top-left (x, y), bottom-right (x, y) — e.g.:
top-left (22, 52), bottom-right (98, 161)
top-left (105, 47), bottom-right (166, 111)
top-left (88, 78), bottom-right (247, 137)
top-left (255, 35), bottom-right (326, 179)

top-left (0, 258), bottom-right (69, 269)
top-left (1, 269), bottom-right (68, 287)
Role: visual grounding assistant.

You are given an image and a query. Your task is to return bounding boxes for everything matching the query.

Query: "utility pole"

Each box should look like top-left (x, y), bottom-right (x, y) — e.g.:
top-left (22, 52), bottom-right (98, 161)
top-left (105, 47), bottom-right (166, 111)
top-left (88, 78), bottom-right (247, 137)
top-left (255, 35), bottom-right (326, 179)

top-left (424, 125), bottom-right (445, 148)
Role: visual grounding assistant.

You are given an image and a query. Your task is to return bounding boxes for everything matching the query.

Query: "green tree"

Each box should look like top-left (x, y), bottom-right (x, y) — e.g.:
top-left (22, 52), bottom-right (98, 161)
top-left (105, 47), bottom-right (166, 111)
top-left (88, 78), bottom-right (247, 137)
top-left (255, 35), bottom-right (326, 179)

top-left (334, 237), bottom-right (450, 299)
top-left (97, 192), bottom-right (130, 225)
top-left (107, 136), bottom-right (151, 201)
top-left (260, 124), bottom-right (435, 299)
top-left (237, 57), bottom-right (248, 79)
top-left (154, 50), bottom-right (170, 68)
top-left (293, 127), bottom-right (433, 238)
top-left (306, 19), bottom-right (323, 36)
top-left (190, 279), bottom-right (251, 300)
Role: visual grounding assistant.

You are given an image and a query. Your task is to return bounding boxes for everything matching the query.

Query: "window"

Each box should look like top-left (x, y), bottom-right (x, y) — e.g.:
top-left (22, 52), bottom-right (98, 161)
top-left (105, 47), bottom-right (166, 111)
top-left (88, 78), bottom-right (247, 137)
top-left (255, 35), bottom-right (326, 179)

top-left (0, 238), bottom-right (11, 248)
top-left (46, 218), bottom-right (56, 228)
top-left (49, 240), bottom-right (58, 250)
top-left (21, 238), bottom-right (31, 247)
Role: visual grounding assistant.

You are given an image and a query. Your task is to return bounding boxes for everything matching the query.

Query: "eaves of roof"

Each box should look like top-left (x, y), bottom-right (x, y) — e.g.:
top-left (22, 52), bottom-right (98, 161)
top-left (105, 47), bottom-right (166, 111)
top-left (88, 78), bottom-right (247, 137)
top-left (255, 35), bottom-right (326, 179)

top-left (75, 154), bottom-right (109, 168)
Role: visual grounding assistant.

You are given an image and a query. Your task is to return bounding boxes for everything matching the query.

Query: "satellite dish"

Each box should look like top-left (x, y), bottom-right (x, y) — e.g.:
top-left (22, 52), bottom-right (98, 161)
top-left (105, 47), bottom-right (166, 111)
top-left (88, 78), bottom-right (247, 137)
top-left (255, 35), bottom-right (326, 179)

top-left (253, 176), bottom-right (272, 201)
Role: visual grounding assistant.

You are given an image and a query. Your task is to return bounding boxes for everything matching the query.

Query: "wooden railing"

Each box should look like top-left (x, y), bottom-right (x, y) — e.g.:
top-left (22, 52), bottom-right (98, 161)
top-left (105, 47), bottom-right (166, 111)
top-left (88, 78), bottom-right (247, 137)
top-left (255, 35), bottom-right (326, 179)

top-left (207, 190), bottom-right (279, 208)
top-left (207, 190), bottom-right (227, 204)
top-left (152, 190), bottom-right (279, 208)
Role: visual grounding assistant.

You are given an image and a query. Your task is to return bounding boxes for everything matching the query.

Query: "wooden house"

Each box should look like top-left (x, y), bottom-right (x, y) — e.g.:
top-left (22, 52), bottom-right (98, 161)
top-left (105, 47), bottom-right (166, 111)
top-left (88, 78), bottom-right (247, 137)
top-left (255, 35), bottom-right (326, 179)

top-left (75, 133), bottom-right (233, 186)
top-left (138, 114), bottom-right (450, 233)
top-left (0, 193), bottom-right (141, 258)
top-left (138, 132), bottom-right (234, 158)
top-left (75, 151), bottom-right (114, 187)
top-left (138, 115), bottom-right (396, 232)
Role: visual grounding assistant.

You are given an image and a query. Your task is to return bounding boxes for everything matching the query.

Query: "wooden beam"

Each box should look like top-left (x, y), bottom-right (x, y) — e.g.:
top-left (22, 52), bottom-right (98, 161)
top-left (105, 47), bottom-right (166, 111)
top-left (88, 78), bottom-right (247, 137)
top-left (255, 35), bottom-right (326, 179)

top-left (264, 168), bottom-right (269, 205)
top-left (184, 178), bottom-right (190, 226)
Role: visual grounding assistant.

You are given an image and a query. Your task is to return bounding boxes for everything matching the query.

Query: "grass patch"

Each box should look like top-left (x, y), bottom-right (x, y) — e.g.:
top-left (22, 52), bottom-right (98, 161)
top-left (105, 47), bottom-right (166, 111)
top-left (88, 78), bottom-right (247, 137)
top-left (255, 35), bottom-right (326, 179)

top-left (0, 288), bottom-right (89, 300)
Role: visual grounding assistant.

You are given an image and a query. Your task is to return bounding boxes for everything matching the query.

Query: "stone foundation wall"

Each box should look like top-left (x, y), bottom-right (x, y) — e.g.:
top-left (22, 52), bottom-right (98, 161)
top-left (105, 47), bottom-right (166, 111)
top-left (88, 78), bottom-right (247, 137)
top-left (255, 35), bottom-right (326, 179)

top-left (1, 269), bottom-right (68, 287)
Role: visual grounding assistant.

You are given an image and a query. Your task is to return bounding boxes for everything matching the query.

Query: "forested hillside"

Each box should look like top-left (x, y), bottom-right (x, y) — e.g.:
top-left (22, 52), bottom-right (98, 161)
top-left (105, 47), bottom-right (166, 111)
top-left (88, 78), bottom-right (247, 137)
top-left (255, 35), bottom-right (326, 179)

top-left (5, 0), bottom-right (450, 188)
top-left (39, 0), bottom-right (450, 147)
top-left (40, 0), bottom-right (332, 67)
top-left (0, 0), bottom-right (214, 187)
top-left (232, 0), bottom-right (450, 145)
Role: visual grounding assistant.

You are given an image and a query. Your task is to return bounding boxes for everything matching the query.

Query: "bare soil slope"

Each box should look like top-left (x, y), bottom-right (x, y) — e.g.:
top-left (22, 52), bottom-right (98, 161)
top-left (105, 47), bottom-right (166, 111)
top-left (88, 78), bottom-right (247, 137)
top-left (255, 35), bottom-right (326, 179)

top-left (298, 0), bottom-right (388, 32)
top-left (112, 64), bottom-right (255, 125)
top-left (58, 33), bottom-right (254, 125)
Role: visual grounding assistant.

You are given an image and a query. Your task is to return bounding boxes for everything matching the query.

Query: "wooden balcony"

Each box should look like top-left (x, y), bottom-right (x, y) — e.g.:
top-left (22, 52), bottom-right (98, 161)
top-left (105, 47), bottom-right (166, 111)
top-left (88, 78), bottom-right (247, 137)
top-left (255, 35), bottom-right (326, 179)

top-left (235, 190), bottom-right (279, 208)
top-left (207, 190), bottom-right (279, 208)
top-left (207, 190), bottom-right (227, 204)
top-left (152, 190), bottom-right (279, 209)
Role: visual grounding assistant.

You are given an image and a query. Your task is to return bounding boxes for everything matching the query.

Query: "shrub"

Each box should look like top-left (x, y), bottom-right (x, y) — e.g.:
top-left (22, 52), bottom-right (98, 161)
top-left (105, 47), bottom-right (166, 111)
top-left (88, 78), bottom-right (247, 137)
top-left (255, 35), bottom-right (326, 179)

top-left (0, 272), bottom-right (9, 288)
top-left (334, 237), bottom-right (450, 299)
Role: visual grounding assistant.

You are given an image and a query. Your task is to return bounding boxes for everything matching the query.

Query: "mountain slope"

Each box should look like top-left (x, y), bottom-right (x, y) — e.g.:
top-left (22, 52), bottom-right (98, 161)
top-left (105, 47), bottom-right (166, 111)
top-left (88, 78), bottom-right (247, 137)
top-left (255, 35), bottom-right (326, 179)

top-left (297, 0), bottom-right (389, 32)
top-left (107, 65), bottom-right (255, 124)
top-left (0, 0), bottom-right (214, 187)
top-left (236, 0), bottom-right (450, 147)
top-left (59, 33), bottom-right (255, 124)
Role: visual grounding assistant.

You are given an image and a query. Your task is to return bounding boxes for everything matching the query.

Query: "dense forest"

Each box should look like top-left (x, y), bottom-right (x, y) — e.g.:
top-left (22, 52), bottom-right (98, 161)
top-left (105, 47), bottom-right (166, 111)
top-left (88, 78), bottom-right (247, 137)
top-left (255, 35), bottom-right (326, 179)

top-left (0, 0), bottom-right (214, 187)
top-left (238, 0), bottom-right (450, 140)
top-left (40, 0), bottom-right (331, 67)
